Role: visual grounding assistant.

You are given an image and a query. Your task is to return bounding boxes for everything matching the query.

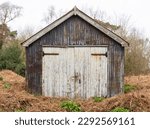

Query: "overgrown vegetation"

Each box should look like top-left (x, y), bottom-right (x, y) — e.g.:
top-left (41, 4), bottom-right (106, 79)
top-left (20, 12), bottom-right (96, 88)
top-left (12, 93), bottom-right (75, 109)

top-left (0, 75), bottom-right (12, 89)
top-left (0, 2), bottom-right (22, 49)
top-left (124, 32), bottom-right (150, 75)
top-left (124, 84), bottom-right (135, 93)
top-left (111, 107), bottom-right (130, 112)
top-left (81, 6), bottom-right (150, 75)
top-left (0, 1), bottom-right (150, 77)
top-left (61, 100), bottom-right (81, 112)
top-left (0, 2), bottom-right (25, 76)
top-left (0, 76), bottom-right (3, 81)
top-left (93, 97), bottom-right (105, 102)
top-left (0, 42), bottom-right (25, 76)
top-left (3, 82), bottom-right (11, 89)
top-left (15, 108), bottom-right (26, 112)
top-left (0, 70), bottom-right (150, 112)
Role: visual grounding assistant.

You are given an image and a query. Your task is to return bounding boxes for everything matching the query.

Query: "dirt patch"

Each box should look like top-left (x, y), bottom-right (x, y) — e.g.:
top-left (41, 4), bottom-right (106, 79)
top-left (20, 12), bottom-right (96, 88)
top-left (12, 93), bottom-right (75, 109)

top-left (0, 70), bottom-right (150, 112)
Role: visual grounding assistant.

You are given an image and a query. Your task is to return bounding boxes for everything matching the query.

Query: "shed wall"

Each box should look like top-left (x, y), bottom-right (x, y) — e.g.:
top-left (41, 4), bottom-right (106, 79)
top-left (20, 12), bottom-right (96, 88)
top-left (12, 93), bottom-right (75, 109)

top-left (26, 15), bottom-right (124, 97)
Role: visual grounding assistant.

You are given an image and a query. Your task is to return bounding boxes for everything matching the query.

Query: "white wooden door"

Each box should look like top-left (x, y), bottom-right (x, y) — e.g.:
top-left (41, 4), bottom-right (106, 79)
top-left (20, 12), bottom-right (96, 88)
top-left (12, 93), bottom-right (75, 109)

top-left (42, 47), bottom-right (75, 98)
top-left (42, 47), bottom-right (108, 98)
top-left (90, 47), bottom-right (108, 97)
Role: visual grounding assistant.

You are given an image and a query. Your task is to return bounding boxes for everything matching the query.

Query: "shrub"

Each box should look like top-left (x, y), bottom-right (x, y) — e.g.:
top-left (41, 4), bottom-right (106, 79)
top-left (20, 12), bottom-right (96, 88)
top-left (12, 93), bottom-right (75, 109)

top-left (111, 107), bottom-right (129, 112)
top-left (61, 101), bottom-right (81, 112)
top-left (93, 97), bottom-right (105, 102)
top-left (3, 82), bottom-right (11, 89)
top-left (15, 63), bottom-right (26, 76)
top-left (124, 84), bottom-right (135, 93)
top-left (0, 42), bottom-right (25, 76)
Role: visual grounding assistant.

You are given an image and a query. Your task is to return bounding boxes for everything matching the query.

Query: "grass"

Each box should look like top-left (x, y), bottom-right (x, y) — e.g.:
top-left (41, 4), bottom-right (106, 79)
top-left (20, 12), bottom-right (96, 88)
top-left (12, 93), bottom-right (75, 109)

top-left (93, 97), bottom-right (105, 102)
top-left (111, 107), bottom-right (130, 112)
top-left (0, 76), bottom-right (3, 81)
top-left (15, 108), bottom-right (26, 112)
top-left (124, 84), bottom-right (135, 93)
top-left (0, 76), bottom-right (12, 89)
top-left (3, 82), bottom-right (11, 89)
top-left (61, 100), bottom-right (81, 112)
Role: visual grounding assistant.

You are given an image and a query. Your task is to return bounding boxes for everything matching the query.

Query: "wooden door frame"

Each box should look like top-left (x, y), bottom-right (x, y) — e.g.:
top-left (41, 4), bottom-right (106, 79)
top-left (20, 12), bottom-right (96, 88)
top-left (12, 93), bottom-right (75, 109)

top-left (42, 46), bottom-right (109, 98)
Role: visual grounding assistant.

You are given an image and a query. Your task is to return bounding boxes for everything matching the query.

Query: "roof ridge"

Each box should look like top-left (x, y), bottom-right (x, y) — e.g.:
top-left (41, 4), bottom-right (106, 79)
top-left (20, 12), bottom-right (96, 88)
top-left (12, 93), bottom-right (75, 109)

top-left (22, 7), bottom-right (129, 47)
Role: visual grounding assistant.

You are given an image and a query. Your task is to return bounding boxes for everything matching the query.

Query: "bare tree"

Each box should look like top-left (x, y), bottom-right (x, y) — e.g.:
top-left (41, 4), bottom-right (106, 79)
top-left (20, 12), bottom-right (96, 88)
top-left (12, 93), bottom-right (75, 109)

top-left (42, 6), bottom-right (68, 25)
top-left (0, 2), bottom-right (22, 48)
top-left (18, 25), bottom-right (35, 42)
top-left (42, 6), bottom-right (56, 24)
top-left (81, 6), bottom-right (107, 22)
top-left (57, 9), bottom-right (67, 18)
top-left (83, 8), bottom-right (150, 75)
top-left (124, 27), bottom-right (150, 75)
top-left (0, 2), bottom-right (22, 24)
top-left (113, 14), bottom-right (150, 75)
top-left (112, 14), bottom-right (132, 38)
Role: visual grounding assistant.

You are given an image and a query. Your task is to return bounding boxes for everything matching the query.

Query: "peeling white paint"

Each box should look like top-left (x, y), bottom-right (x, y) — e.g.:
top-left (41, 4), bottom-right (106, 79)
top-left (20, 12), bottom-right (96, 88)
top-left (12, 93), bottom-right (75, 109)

top-left (42, 47), bottom-right (108, 99)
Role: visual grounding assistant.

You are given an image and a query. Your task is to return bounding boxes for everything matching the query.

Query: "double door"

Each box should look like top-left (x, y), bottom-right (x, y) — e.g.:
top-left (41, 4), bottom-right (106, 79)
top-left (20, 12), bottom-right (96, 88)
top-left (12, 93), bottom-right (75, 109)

top-left (42, 47), bottom-right (108, 99)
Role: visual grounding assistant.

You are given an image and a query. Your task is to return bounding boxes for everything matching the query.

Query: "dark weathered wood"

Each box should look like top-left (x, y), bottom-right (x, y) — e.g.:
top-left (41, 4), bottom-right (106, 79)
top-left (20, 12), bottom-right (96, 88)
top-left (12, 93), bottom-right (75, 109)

top-left (25, 15), bottom-right (125, 97)
top-left (22, 7), bottom-right (128, 47)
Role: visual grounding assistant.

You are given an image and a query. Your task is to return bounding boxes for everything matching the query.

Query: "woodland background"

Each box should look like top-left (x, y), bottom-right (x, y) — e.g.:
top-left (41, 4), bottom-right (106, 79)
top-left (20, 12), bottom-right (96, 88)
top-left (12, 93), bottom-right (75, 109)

top-left (0, 1), bottom-right (150, 76)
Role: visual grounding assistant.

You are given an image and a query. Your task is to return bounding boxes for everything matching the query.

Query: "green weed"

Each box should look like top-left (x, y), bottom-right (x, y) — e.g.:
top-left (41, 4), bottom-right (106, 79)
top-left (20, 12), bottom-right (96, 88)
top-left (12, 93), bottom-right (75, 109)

top-left (15, 108), bottom-right (26, 112)
top-left (61, 101), bottom-right (81, 112)
top-left (124, 84), bottom-right (135, 93)
top-left (111, 107), bottom-right (129, 112)
top-left (93, 97), bottom-right (105, 102)
top-left (3, 82), bottom-right (11, 89)
top-left (0, 76), bottom-right (3, 81)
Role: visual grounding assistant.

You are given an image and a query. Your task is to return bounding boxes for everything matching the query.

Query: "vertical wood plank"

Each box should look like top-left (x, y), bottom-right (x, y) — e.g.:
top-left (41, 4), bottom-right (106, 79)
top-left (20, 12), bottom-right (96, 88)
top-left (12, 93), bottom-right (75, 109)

top-left (65, 48), bottom-right (75, 98)
top-left (90, 47), bottom-right (108, 97)
top-left (43, 47), bottom-right (108, 99)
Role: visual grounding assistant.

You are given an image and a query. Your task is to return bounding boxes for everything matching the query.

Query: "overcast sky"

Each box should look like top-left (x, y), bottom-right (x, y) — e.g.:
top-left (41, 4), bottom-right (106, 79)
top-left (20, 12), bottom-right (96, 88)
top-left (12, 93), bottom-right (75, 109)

top-left (0, 0), bottom-right (150, 38)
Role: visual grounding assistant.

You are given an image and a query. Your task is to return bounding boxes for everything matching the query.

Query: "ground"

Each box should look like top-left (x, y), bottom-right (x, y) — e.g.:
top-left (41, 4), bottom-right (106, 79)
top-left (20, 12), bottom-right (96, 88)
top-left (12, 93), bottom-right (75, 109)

top-left (0, 70), bottom-right (150, 112)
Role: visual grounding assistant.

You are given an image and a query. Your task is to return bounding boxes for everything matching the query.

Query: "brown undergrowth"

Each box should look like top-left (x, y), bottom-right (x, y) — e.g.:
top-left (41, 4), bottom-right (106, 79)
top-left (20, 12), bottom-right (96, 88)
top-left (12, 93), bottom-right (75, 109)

top-left (0, 70), bottom-right (150, 112)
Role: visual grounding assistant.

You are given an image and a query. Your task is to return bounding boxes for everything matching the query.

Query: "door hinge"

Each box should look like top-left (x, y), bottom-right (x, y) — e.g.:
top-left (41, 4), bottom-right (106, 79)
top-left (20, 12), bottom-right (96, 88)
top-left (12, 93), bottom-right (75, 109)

top-left (91, 52), bottom-right (107, 57)
top-left (42, 51), bottom-right (59, 56)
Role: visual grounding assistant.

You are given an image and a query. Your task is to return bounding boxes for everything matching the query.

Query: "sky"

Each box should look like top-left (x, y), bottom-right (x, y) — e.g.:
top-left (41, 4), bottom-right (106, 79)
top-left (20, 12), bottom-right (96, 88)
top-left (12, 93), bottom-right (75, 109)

top-left (0, 0), bottom-right (150, 38)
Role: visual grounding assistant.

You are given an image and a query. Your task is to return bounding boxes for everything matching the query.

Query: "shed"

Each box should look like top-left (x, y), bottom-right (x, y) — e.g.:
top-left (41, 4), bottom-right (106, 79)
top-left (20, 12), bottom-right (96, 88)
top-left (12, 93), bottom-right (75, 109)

top-left (22, 6), bottom-right (129, 99)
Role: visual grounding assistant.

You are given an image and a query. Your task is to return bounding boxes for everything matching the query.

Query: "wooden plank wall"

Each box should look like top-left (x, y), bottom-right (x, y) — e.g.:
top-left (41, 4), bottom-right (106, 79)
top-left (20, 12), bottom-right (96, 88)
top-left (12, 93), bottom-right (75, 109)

top-left (42, 47), bottom-right (108, 98)
top-left (26, 15), bottom-right (124, 97)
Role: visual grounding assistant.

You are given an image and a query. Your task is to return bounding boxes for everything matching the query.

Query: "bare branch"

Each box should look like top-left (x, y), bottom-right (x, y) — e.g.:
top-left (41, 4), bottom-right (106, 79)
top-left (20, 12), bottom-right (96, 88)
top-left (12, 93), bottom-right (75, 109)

top-left (42, 6), bottom-right (56, 24)
top-left (0, 2), bottom-right (22, 24)
top-left (18, 25), bottom-right (35, 41)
